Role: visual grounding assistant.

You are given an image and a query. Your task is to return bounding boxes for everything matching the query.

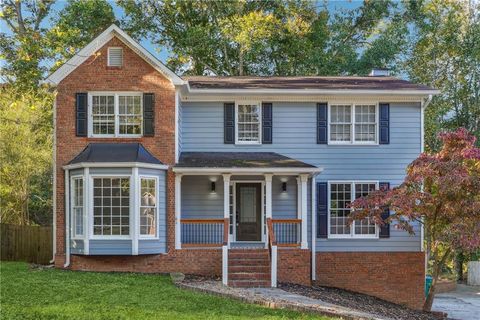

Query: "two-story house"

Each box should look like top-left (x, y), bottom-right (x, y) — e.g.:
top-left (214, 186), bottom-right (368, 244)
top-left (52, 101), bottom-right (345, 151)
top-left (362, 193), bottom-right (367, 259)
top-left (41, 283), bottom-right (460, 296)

top-left (46, 25), bottom-right (438, 310)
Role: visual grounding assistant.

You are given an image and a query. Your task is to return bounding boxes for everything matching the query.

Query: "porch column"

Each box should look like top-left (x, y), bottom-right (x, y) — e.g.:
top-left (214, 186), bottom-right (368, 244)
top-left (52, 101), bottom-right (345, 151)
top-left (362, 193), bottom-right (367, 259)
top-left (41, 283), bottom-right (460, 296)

top-left (222, 174), bottom-right (231, 245)
top-left (300, 174), bottom-right (309, 249)
top-left (265, 174), bottom-right (273, 219)
top-left (175, 174), bottom-right (182, 250)
top-left (296, 177), bottom-right (302, 220)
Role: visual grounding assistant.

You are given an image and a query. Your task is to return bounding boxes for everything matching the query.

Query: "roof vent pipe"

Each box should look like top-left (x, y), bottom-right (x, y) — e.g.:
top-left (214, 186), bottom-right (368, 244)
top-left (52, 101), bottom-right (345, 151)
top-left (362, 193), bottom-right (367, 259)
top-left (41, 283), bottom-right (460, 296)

top-left (369, 68), bottom-right (390, 77)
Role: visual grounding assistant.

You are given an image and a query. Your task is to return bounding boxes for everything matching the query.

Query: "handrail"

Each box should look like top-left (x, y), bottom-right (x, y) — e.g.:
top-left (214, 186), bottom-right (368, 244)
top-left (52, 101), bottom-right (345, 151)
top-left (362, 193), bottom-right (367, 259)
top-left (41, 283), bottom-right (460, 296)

top-left (271, 219), bottom-right (301, 224)
top-left (267, 218), bottom-right (277, 248)
top-left (180, 219), bottom-right (225, 224)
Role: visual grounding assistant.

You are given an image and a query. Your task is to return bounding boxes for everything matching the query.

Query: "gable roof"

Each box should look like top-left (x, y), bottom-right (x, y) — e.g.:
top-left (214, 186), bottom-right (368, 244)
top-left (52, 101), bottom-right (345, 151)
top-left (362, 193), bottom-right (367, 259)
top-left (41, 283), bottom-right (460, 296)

top-left (184, 76), bottom-right (438, 94)
top-left (44, 24), bottom-right (184, 86)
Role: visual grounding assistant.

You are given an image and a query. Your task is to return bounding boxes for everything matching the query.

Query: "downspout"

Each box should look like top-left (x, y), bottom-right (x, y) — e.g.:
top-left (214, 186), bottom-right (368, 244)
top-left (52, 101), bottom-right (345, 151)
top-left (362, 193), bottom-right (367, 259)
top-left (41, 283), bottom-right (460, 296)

top-left (50, 97), bottom-right (57, 264)
top-left (311, 174), bottom-right (317, 281)
top-left (64, 168), bottom-right (70, 268)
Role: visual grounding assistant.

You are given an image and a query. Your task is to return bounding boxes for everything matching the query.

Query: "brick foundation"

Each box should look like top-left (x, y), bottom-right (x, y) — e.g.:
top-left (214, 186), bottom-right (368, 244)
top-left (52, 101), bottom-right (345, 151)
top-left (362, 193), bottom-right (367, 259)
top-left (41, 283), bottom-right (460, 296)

top-left (68, 249), bottom-right (222, 276)
top-left (277, 248), bottom-right (311, 286)
top-left (315, 252), bottom-right (425, 310)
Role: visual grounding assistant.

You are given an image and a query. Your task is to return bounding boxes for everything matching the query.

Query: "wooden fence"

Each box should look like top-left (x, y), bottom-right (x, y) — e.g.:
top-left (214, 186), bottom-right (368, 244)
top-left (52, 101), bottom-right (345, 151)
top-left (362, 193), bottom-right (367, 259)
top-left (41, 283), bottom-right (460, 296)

top-left (0, 223), bottom-right (53, 264)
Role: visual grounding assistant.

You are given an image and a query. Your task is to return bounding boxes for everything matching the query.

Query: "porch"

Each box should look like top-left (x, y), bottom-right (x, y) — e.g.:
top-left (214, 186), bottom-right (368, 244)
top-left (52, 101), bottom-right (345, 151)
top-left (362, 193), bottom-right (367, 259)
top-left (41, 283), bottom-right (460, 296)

top-left (173, 152), bottom-right (322, 287)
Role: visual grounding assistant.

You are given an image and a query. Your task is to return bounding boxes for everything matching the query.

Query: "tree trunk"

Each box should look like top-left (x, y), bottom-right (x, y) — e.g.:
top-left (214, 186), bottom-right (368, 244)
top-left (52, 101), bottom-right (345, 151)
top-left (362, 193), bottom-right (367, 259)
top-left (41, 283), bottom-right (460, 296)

top-left (455, 251), bottom-right (464, 281)
top-left (423, 249), bottom-right (451, 311)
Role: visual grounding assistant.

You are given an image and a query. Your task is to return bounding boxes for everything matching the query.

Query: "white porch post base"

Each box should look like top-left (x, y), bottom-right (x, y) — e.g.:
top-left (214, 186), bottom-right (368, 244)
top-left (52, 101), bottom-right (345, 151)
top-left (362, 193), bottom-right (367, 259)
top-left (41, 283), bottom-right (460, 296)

top-left (271, 245), bottom-right (277, 287)
top-left (222, 245), bottom-right (228, 285)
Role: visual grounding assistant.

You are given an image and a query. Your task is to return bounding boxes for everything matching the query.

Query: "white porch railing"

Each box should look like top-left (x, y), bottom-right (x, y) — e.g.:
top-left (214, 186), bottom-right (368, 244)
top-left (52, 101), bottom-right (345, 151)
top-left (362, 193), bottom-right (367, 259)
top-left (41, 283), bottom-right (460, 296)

top-left (180, 219), bottom-right (228, 247)
top-left (272, 219), bottom-right (301, 247)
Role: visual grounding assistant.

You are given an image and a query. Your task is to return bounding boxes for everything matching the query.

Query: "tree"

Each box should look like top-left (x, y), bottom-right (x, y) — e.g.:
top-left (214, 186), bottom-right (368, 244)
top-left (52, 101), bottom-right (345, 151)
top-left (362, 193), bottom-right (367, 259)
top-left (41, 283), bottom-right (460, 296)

top-left (405, 0), bottom-right (480, 151)
top-left (350, 128), bottom-right (480, 311)
top-left (118, 0), bottom-right (408, 76)
top-left (0, 86), bottom-right (54, 225)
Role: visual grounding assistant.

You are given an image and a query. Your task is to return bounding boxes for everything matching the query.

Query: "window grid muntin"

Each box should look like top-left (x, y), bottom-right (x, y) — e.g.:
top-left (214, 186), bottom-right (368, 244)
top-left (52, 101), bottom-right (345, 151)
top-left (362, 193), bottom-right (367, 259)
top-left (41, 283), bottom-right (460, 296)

top-left (93, 177), bottom-right (130, 236)
top-left (89, 93), bottom-right (142, 137)
top-left (236, 103), bottom-right (261, 143)
top-left (92, 95), bottom-right (115, 135)
top-left (72, 177), bottom-right (84, 238)
top-left (329, 181), bottom-right (378, 238)
top-left (354, 105), bottom-right (377, 142)
top-left (139, 177), bottom-right (157, 237)
top-left (119, 95), bottom-right (142, 135)
top-left (329, 103), bottom-right (378, 144)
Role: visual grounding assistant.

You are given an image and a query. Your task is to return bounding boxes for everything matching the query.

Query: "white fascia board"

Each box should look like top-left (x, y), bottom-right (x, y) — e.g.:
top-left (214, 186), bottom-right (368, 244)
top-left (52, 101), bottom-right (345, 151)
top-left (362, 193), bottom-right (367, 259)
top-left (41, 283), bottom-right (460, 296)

top-left (186, 88), bottom-right (440, 96)
top-left (172, 167), bottom-right (323, 175)
top-left (63, 162), bottom-right (169, 170)
top-left (43, 24), bottom-right (184, 86)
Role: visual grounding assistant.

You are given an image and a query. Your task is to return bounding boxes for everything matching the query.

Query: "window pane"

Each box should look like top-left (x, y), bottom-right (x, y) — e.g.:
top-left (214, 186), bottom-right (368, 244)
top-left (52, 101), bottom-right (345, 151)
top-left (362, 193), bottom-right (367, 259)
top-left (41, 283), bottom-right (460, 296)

top-left (92, 177), bottom-right (130, 236)
top-left (330, 105), bottom-right (352, 142)
top-left (354, 183), bottom-right (377, 235)
top-left (92, 95), bottom-right (115, 135)
top-left (354, 105), bottom-right (376, 142)
top-left (330, 183), bottom-right (351, 235)
top-left (140, 178), bottom-right (157, 236)
top-left (237, 104), bottom-right (261, 142)
top-left (119, 95), bottom-right (142, 135)
top-left (72, 178), bottom-right (84, 237)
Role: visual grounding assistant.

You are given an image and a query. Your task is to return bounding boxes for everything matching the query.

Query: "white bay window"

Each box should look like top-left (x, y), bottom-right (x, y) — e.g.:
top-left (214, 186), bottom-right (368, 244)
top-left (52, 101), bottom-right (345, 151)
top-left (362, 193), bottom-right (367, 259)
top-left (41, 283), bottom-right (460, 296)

top-left (140, 177), bottom-right (157, 237)
top-left (329, 104), bottom-right (378, 144)
top-left (329, 181), bottom-right (378, 238)
top-left (71, 177), bottom-right (84, 238)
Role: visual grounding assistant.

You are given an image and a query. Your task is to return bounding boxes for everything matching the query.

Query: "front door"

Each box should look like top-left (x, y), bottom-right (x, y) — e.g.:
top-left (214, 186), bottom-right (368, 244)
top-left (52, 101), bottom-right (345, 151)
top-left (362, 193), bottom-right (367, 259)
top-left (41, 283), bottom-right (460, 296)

top-left (235, 183), bottom-right (262, 241)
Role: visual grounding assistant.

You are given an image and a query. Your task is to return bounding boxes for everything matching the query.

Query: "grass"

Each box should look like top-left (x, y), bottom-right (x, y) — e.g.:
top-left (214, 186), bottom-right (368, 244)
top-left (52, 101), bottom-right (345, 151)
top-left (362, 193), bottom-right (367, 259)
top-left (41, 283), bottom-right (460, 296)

top-left (0, 262), bottom-right (336, 320)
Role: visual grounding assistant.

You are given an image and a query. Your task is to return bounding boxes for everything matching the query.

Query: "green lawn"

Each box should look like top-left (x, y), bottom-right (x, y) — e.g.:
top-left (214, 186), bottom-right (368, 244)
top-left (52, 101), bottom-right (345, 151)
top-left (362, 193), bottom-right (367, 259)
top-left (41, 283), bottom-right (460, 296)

top-left (0, 262), bottom-right (335, 320)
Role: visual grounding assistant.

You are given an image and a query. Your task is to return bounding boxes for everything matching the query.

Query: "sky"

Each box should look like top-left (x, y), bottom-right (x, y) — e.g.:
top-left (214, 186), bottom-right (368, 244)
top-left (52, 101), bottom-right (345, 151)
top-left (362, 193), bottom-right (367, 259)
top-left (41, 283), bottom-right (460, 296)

top-left (0, 0), bottom-right (363, 71)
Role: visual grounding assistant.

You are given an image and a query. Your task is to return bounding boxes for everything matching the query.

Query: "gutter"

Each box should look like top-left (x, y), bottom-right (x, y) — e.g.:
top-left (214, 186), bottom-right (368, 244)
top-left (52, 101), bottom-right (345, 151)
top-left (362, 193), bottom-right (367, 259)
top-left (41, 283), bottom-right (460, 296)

top-left (50, 97), bottom-right (57, 264)
top-left (64, 168), bottom-right (70, 268)
top-left (186, 88), bottom-right (441, 96)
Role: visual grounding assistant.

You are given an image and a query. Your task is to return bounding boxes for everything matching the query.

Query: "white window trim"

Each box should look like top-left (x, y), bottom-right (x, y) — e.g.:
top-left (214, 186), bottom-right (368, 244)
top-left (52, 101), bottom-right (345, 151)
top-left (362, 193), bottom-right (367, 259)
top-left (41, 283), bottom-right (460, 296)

top-left (89, 174), bottom-right (133, 240)
top-left (235, 101), bottom-right (262, 145)
top-left (328, 103), bottom-right (379, 145)
top-left (327, 180), bottom-right (380, 239)
top-left (88, 92), bottom-right (143, 138)
top-left (107, 47), bottom-right (123, 67)
top-left (138, 175), bottom-right (160, 239)
top-left (71, 175), bottom-right (84, 240)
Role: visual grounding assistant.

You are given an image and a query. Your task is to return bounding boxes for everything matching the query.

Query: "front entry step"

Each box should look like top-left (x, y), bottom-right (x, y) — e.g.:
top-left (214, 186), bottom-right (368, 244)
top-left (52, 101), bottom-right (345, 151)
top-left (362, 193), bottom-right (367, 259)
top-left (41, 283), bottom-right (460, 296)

top-left (228, 249), bottom-right (271, 287)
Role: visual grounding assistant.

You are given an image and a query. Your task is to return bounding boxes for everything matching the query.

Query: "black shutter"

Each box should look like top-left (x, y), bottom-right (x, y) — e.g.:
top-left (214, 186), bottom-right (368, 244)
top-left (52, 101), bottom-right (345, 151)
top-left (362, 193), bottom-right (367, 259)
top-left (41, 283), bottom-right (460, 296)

top-left (143, 93), bottom-right (155, 136)
top-left (224, 103), bottom-right (235, 144)
top-left (76, 93), bottom-right (87, 137)
top-left (317, 182), bottom-right (328, 238)
top-left (317, 103), bottom-right (328, 144)
top-left (262, 102), bottom-right (272, 144)
top-left (379, 103), bottom-right (390, 144)
top-left (379, 182), bottom-right (391, 238)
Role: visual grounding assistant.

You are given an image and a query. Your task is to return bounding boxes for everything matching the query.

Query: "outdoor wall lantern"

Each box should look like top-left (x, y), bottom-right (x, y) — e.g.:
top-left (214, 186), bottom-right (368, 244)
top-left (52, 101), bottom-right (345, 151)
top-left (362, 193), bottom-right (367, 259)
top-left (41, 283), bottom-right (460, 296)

top-left (282, 182), bottom-right (287, 193)
top-left (211, 181), bottom-right (216, 193)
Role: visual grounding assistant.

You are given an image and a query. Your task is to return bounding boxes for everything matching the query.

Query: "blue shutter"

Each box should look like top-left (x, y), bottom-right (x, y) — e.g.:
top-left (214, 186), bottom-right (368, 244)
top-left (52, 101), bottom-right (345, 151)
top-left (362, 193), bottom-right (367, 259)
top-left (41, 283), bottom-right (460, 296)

top-left (143, 93), bottom-right (155, 136)
top-left (379, 103), bottom-right (390, 144)
top-left (76, 93), bottom-right (88, 137)
top-left (262, 102), bottom-right (272, 144)
top-left (224, 103), bottom-right (235, 144)
top-left (317, 103), bottom-right (328, 144)
top-left (317, 182), bottom-right (328, 238)
top-left (379, 182), bottom-right (390, 238)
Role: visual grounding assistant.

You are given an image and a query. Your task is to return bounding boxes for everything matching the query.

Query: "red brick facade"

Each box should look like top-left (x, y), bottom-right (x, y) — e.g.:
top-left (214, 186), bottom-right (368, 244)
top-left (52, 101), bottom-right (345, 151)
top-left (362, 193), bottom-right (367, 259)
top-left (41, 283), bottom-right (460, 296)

top-left (54, 34), bottom-right (425, 311)
top-left (55, 36), bottom-right (176, 266)
top-left (315, 252), bottom-right (425, 310)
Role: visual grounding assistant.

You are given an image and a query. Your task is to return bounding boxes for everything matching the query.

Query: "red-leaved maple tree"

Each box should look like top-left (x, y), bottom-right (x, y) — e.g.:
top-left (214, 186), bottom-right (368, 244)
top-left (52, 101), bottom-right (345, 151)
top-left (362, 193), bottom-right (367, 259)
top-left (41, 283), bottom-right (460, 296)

top-left (351, 128), bottom-right (480, 311)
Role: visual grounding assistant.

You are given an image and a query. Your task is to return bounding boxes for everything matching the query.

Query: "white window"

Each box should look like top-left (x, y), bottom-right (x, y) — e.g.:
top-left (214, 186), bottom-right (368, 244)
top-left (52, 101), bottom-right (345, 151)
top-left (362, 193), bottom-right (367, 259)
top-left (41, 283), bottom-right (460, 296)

top-left (108, 47), bottom-right (123, 67)
top-left (329, 181), bottom-right (378, 238)
top-left (72, 177), bottom-right (84, 238)
top-left (329, 104), bottom-right (378, 144)
top-left (93, 177), bottom-right (130, 236)
top-left (139, 177), bottom-right (157, 237)
top-left (89, 93), bottom-right (142, 137)
top-left (236, 102), bottom-right (261, 144)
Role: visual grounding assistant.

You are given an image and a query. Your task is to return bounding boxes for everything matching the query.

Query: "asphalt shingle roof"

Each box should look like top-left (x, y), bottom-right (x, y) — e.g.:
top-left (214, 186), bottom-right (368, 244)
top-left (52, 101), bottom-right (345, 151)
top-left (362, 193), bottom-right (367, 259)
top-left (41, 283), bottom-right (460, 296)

top-left (68, 143), bottom-right (163, 165)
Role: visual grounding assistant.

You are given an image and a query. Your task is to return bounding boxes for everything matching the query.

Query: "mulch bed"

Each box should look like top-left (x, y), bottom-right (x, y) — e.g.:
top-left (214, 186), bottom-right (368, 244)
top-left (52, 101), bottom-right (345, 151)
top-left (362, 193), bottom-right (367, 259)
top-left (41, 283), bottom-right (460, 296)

top-left (279, 283), bottom-right (444, 320)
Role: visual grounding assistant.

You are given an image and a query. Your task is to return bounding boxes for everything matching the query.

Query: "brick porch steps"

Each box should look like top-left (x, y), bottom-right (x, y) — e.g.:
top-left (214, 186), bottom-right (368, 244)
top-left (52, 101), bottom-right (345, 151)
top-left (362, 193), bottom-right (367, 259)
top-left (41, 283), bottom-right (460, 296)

top-left (228, 249), bottom-right (271, 288)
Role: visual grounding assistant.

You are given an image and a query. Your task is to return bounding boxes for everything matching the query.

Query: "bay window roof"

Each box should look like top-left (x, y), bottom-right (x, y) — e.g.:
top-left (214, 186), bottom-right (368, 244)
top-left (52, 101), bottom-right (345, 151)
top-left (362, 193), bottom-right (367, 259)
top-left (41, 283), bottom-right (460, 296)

top-left (68, 143), bottom-right (163, 165)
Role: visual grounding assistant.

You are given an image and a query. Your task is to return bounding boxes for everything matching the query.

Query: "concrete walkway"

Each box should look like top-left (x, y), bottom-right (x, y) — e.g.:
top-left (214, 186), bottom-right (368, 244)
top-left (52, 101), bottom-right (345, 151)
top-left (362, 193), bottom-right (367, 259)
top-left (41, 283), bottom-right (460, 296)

top-left (432, 284), bottom-right (480, 320)
top-left (177, 280), bottom-right (387, 320)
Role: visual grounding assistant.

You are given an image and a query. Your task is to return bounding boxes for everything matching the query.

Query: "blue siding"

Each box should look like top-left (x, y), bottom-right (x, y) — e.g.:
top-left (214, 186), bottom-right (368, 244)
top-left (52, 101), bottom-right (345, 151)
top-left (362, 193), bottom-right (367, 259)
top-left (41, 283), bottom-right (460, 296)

top-left (180, 101), bottom-right (422, 252)
top-left (89, 240), bottom-right (132, 255)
